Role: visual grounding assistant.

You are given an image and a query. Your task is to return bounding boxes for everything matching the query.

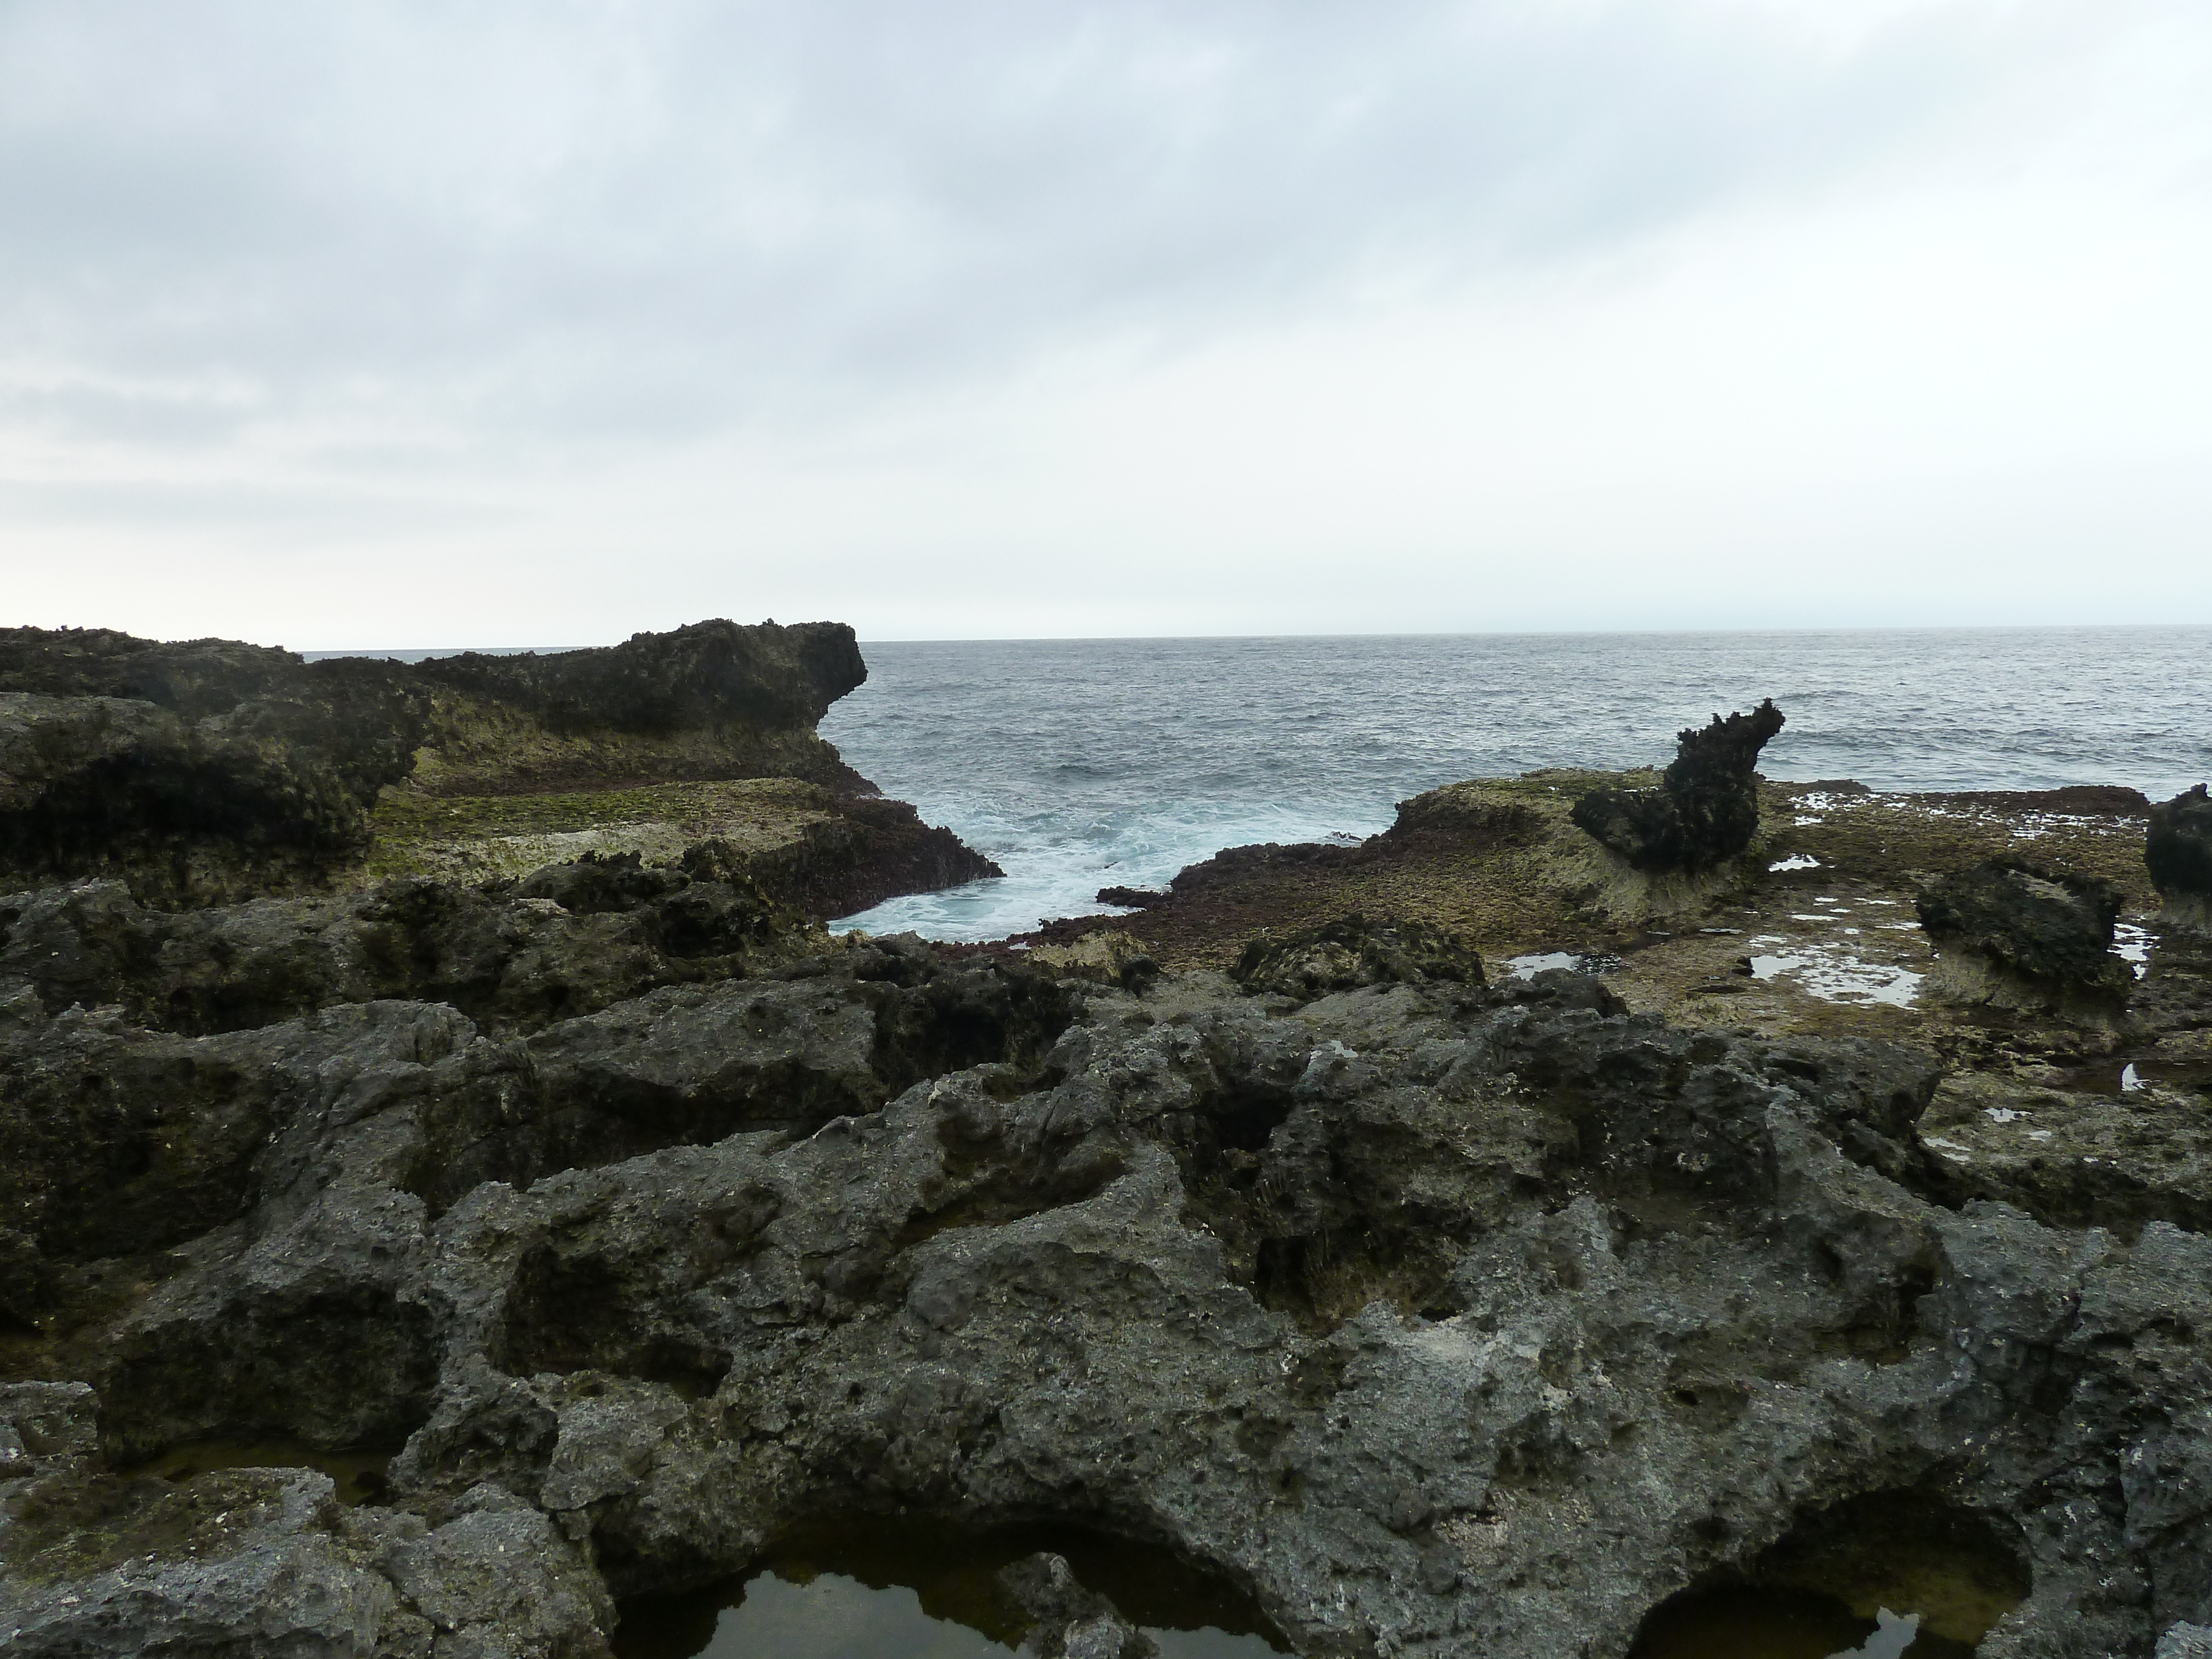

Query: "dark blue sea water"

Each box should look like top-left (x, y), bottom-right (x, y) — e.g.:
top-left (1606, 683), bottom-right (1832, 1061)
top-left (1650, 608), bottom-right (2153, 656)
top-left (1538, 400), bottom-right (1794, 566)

top-left (821, 628), bottom-right (2212, 941)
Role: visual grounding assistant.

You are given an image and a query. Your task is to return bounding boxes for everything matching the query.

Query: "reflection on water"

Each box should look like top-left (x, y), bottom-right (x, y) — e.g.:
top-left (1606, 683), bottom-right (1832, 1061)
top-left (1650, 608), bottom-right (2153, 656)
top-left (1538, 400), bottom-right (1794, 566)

top-left (1630, 1491), bottom-right (2026, 1659)
top-left (134, 1439), bottom-right (393, 1506)
top-left (612, 1520), bottom-right (1287, 1659)
top-left (1631, 1587), bottom-right (1974, 1658)
top-left (636, 1570), bottom-right (1280, 1659)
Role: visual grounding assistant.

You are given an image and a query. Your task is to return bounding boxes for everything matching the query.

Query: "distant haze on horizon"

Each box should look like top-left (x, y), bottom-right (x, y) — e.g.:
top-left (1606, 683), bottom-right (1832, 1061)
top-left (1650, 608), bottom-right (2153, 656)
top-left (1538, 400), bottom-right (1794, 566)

top-left (4, 1), bottom-right (2210, 646)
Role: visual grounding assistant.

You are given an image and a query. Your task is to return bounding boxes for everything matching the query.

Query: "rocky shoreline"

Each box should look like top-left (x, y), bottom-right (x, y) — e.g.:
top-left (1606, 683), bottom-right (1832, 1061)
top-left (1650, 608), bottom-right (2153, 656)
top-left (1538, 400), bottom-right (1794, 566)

top-left (4, 673), bottom-right (2211, 1658)
top-left (0, 620), bottom-right (996, 920)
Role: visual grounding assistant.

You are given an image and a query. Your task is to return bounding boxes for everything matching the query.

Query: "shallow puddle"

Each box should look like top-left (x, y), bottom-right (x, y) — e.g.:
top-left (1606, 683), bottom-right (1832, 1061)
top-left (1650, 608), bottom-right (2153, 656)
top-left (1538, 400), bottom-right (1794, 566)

top-left (1632, 1491), bottom-right (2026, 1659)
top-left (1630, 1587), bottom-right (1973, 1658)
top-left (1506, 951), bottom-right (1625, 979)
top-left (613, 1519), bottom-right (1288, 1659)
top-left (2053, 1053), bottom-right (2212, 1097)
top-left (1745, 937), bottom-right (1923, 1008)
top-left (134, 1438), bottom-right (394, 1505)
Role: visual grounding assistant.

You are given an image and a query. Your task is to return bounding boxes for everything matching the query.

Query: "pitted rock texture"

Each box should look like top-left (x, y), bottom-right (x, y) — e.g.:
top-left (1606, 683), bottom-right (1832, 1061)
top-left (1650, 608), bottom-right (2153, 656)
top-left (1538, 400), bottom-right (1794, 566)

top-left (0, 859), bottom-right (801, 1040)
top-left (1917, 858), bottom-right (2132, 1016)
top-left (1230, 915), bottom-right (1486, 1003)
top-left (1569, 700), bottom-right (1786, 874)
top-left (4, 937), bottom-right (2209, 1658)
top-left (2150, 785), bottom-right (2212, 930)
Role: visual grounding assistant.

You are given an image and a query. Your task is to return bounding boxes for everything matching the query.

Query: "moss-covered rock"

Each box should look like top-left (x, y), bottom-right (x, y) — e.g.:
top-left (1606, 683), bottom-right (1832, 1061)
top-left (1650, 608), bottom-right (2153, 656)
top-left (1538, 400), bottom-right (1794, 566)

top-left (0, 693), bottom-right (383, 906)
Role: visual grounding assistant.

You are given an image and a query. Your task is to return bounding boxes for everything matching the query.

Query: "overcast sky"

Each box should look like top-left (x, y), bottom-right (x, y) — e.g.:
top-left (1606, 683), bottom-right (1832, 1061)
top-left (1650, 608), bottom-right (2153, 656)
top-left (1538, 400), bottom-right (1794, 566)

top-left (3, 0), bottom-right (2208, 646)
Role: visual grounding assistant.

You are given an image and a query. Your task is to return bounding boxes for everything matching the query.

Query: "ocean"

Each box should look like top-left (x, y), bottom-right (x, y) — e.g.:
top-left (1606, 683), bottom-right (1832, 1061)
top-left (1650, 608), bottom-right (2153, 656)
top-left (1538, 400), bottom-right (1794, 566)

top-left (821, 628), bottom-right (2212, 942)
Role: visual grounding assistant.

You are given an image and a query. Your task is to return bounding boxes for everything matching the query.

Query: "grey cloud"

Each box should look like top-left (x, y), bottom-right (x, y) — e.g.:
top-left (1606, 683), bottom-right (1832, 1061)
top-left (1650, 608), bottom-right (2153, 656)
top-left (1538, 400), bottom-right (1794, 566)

top-left (0, 0), bottom-right (2143, 452)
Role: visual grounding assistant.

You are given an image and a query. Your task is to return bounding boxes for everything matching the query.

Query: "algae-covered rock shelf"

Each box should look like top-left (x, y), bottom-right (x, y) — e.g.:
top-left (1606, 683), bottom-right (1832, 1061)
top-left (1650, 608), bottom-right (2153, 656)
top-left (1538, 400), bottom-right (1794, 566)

top-left (0, 619), bottom-right (995, 916)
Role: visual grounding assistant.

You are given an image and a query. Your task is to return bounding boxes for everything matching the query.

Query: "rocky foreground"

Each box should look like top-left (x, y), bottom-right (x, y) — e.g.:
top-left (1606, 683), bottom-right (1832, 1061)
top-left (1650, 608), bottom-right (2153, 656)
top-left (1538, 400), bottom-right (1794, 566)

top-left (3, 687), bottom-right (2211, 1658)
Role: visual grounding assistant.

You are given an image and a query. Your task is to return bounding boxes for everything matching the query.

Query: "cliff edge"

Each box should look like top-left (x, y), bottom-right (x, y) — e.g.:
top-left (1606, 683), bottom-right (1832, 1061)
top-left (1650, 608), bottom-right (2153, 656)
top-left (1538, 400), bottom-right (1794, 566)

top-left (0, 620), bottom-right (994, 915)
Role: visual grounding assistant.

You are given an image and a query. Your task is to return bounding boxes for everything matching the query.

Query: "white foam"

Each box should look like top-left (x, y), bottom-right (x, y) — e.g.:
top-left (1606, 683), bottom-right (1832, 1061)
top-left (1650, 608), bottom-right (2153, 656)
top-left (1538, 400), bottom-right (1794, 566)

top-left (1768, 854), bottom-right (1820, 872)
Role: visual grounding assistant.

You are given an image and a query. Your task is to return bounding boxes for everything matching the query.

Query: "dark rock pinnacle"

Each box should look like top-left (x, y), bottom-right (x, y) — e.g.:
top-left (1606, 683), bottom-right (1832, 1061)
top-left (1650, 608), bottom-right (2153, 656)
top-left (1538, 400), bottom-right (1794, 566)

top-left (2149, 783), bottom-right (2212, 928)
top-left (1570, 699), bottom-right (1786, 874)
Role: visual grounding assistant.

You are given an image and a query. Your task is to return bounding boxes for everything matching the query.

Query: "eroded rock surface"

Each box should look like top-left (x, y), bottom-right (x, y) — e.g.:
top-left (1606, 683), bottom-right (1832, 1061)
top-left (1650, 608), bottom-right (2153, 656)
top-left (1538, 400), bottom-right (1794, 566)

top-left (4, 924), bottom-right (2208, 1658)
top-left (0, 859), bottom-right (800, 1039)
top-left (1230, 915), bottom-right (1486, 1003)
top-left (1570, 700), bottom-right (1786, 875)
top-left (0, 622), bottom-right (994, 914)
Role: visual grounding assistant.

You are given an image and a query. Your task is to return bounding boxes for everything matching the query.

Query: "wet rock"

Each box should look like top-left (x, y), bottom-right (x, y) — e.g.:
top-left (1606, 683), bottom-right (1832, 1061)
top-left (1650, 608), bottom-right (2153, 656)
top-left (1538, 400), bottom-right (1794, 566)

top-left (2150, 784), bottom-right (2212, 930)
top-left (1095, 886), bottom-right (1166, 909)
top-left (1917, 858), bottom-right (2131, 1018)
top-left (999, 1552), bottom-right (1156, 1659)
top-left (1570, 699), bottom-right (1786, 874)
top-left (686, 794), bottom-right (1002, 921)
top-left (1231, 915), bottom-right (1485, 1001)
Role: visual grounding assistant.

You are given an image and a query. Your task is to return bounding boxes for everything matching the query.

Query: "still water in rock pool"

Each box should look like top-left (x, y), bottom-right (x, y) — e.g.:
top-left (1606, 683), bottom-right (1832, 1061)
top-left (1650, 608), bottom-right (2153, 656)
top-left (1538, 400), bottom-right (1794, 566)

top-left (610, 1522), bottom-right (1288, 1659)
top-left (1630, 1588), bottom-right (1975, 1658)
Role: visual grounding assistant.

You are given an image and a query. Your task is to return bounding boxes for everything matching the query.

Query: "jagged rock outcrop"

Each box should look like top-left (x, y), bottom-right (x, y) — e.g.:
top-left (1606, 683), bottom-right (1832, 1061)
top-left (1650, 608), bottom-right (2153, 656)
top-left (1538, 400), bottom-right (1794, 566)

top-left (1571, 700), bottom-right (1786, 874)
top-left (392, 619), bottom-right (869, 797)
top-left (0, 622), bottom-right (994, 914)
top-left (1231, 914), bottom-right (1486, 1002)
top-left (0, 858), bottom-right (802, 1039)
top-left (1000, 1553), bottom-right (1157, 1659)
top-left (1917, 858), bottom-right (2131, 1018)
top-left (4, 930), bottom-right (2208, 1658)
top-left (2150, 785), bottom-right (2212, 930)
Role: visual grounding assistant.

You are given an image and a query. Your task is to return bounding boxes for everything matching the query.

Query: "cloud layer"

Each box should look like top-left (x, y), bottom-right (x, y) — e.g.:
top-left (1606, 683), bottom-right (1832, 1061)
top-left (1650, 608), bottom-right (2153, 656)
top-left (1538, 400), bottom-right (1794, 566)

top-left (3, 1), bottom-right (2208, 641)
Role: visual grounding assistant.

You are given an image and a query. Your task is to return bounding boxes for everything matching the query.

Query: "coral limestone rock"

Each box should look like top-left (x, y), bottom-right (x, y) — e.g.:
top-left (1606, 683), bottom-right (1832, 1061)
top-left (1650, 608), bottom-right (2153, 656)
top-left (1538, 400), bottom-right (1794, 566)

top-left (1231, 914), bottom-right (1485, 1001)
top-left (2149, 784), bottom-right (2212, 930)
top-left (1916, 857), bottom-right (2131, 1017)
top-left (6, 940), bottom-right (2206, 1658)
top-left (1570, 698), bottom-right (1786, 875)
top-left (0, 691), bottom-right (387, 906)
top-left (0, 621), bottom-right (994, 919)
